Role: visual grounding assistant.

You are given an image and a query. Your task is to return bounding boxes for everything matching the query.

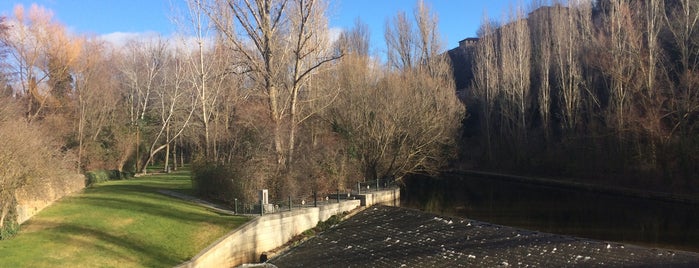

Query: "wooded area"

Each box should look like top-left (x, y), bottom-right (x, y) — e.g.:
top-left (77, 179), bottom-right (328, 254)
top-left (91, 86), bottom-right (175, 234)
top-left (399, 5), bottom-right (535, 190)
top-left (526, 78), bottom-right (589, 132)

top-left (0, 0), bottom-right (464, 232)
top-left (464, 0), bottom-right (699, 192)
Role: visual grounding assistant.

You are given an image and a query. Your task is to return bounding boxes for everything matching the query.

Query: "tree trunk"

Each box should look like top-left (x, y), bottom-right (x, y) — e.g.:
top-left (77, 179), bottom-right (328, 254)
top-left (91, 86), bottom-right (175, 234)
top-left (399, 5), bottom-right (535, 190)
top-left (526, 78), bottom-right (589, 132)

top-left (172, 141), bottom-right (178, 171)
top-left (164, 124), bottom-right (170, 173)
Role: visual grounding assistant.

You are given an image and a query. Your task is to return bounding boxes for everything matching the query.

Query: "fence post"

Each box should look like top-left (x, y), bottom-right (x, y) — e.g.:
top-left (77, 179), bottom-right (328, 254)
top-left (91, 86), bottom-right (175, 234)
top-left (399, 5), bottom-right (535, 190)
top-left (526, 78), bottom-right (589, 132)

top-left (288, 196), bottom-right (292, 211)
top-left (314, 191), bottom-right (317, 207)
top-left (234, 198), bottom-right (238, 214)
top-left (260, 198), bottom-right (264, 216)
top-left (376, 179), bottom-right (379, 190)
top-left (357, 182), bottom-right (361, 194)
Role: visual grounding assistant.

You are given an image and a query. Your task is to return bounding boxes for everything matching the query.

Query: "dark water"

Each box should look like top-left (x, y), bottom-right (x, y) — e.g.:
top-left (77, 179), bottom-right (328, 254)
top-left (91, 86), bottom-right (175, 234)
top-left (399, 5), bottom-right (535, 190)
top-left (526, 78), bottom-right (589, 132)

top-left (402, 173), bottom-right (699, 253)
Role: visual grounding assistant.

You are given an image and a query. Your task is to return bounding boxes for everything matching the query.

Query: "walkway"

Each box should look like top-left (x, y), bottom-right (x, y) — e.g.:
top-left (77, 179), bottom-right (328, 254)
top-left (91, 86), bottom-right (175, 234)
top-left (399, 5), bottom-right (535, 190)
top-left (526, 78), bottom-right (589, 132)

top-left (157, 190), bottom-right (236, 216)
top-left (269, 206), bottom-right (699, 267)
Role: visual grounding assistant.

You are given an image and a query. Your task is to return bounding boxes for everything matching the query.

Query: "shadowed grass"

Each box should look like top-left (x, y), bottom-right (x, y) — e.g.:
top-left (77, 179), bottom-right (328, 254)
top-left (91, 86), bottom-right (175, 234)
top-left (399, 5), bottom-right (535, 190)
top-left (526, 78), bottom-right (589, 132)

top-left (0, 168), bottom-right (248, 267)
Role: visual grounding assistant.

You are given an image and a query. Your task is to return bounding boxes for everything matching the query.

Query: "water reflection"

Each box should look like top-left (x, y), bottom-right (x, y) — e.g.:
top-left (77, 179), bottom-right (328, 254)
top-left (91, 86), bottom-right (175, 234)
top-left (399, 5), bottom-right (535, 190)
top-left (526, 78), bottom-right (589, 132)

top-left (402, 173), bottom-right (699, 253)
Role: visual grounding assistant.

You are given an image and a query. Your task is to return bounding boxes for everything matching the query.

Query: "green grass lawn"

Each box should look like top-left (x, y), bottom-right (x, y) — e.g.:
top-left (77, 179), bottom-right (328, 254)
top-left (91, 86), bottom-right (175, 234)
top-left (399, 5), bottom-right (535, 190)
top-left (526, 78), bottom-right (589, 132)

top-left (0, 169), bottom-right (248, 267)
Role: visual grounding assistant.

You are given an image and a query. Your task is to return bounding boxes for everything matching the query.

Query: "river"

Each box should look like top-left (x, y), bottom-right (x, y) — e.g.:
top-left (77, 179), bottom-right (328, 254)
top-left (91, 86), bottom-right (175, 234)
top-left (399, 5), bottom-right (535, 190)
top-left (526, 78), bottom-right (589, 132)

top-left (401, 173), bottom-right (699, 253)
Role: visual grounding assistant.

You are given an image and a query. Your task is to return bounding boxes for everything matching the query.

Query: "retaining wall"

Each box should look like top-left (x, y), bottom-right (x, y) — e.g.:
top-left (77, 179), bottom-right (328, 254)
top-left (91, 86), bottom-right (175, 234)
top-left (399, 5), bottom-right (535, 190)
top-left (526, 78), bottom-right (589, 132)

top-left (14, 174), bottom-right (85, 224)
top-left (179, 199), bottom-right (362, 267)
top-left (178, 188), bottom-right (400, 268)
top-left (354, 187), bottom-right (401, 207)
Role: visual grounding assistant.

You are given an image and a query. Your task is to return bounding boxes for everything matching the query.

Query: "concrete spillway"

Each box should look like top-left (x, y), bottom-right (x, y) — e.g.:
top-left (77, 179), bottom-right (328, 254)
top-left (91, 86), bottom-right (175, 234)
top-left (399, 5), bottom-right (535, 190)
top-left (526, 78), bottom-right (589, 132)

top-left (270, 206), bottom-right (699, 267)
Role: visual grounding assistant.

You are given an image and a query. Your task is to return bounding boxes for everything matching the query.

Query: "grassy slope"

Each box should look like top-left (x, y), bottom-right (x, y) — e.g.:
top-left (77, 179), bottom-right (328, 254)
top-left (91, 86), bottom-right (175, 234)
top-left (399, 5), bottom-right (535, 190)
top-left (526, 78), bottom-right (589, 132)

top-left (0, 169), bottom-right (247, 267)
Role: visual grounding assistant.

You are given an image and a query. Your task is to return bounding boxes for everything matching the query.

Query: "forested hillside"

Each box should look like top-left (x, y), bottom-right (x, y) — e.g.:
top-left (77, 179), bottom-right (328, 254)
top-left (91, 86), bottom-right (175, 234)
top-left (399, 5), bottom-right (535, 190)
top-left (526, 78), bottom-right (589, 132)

top-left (457, 0), bottom-right (699, 192)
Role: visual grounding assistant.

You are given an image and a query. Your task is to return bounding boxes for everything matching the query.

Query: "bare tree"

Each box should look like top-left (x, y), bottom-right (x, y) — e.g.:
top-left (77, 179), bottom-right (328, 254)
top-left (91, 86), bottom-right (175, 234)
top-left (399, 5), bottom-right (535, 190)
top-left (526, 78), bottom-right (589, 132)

top-left (72, 37), bottom-right (122, 171)
top-left (499, 5), bottom-right (531, 142)
top-left (664, 0), bottom-right (699, 139)
top-left (332, 1), bottom-right (464, 181)
top-left (140, 47), bottom-right (198, 174)
top-left (530, 1), bottom-right (553, 140)
top-left (179, 0), bottom-right (229, 159)
top-left (385, 0), bottom-right (446, 75)
top-left (597, 1), bottom-right (642, 135)
top-left (0, 17), bottom-right (9, 95)
top-left (337, 18), bottom-right (370, 57)
top-left (5, 4), bottom-right (82, 124)
top-left (385, 11), bottom-right (415, 71)
top-left (201, 0), bottom-right (340, 177)
top-left (472, 16), bottom-right (499, 160)
top-left (118, 37), bottom-right (168, 171)
top-left (550, 1), bottom-right (591, 132)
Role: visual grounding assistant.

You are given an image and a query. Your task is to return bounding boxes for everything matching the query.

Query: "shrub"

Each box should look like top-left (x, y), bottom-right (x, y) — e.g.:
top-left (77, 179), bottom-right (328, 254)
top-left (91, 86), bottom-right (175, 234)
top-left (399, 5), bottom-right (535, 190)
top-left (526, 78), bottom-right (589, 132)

top-left (85, 169), bottom-right (133, 186)
top-left (85, 170), bottom-right (110, 186)
top-left (0, 217), bottom-right (19, 240)
top-left (315, 214), bottom-right (343, 232)
top-left (192, 162), bottom-right (232, 201)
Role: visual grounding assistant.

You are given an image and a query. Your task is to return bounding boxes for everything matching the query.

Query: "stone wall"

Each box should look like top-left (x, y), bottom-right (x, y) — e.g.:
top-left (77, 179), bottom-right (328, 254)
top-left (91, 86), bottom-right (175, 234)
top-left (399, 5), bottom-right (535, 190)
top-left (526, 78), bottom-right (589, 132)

top-left (178, 188), bottom-right (400, 268)
top-left (14, 174), bottom-right (85, 224)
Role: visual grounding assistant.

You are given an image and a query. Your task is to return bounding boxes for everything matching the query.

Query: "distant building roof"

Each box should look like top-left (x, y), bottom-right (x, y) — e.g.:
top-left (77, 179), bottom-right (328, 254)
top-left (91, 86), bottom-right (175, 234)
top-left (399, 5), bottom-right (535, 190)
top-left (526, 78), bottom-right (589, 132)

top-left (458, 38), bottom-right (479, 47)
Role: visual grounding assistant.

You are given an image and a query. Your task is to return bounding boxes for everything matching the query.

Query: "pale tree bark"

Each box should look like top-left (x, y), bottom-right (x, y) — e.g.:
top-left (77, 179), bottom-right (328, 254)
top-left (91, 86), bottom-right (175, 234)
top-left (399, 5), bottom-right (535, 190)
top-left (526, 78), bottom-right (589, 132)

top-left (550, 1), bottom-right (590, 132)
top-left (664, 0), bottom-right (699, 139)
top-left (599, 1), bottom-right (642, 135)
top-left (118, 38), bottom-right (167, 171)
top-left (530, 1), bottom-right (553, 140)
top-left (140, 49), bottom-right (198, 174)
top-left (181, 0), bottom-right (226, 158)
top-left (499, 5), bottom-right (531, 142)
top-left (473, 17), bottom-right (499, 161)
top-left (636, 0), bottom-right (665, 166)
top-left (286, 0), bottom-right (341, 168)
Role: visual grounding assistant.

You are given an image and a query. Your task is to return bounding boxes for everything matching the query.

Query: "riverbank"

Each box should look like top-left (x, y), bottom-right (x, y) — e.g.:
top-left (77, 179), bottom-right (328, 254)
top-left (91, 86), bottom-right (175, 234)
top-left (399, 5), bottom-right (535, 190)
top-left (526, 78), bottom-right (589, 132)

top-left (454, 170), bottom-right (699, 204)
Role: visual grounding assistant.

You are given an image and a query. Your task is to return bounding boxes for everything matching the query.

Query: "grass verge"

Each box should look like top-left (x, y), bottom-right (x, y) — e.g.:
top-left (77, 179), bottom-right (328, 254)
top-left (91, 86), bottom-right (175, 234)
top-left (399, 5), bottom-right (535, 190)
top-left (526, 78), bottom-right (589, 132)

top-left (0, 169), bottom-right (248, 267)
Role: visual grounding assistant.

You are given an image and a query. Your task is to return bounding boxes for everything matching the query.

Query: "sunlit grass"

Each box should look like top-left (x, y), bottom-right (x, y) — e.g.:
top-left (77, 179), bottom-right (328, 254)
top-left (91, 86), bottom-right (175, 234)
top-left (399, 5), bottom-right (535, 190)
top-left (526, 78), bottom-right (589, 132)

top-left (0, 168), bottom-right (248, 267)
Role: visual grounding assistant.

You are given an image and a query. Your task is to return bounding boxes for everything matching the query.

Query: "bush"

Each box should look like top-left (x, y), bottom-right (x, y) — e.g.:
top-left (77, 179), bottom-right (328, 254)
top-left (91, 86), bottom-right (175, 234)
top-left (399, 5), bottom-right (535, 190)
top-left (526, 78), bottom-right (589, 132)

top-left (86, 170), bottom-right (110, 186)
top-left (315, 214), bottom-right (343, 232)
top-left (85, 169), bottom-right (133, 186)
top-left (0, 219), bottom-right (19, 240)
top-left (192, 162), bottom-right (232, 202)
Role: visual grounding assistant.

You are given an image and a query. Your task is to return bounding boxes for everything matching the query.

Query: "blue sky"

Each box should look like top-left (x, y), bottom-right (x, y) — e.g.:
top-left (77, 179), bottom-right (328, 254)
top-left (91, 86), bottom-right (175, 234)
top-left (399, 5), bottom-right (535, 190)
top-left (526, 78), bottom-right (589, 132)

top-left (0, 0), bottom-right (512, 52)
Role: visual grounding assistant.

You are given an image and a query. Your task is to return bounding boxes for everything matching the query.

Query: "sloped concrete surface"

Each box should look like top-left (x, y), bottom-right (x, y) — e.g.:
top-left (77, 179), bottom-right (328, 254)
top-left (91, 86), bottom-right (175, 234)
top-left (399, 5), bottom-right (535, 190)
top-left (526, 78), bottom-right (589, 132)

top-left (270, 206), bottom-right (699, 267)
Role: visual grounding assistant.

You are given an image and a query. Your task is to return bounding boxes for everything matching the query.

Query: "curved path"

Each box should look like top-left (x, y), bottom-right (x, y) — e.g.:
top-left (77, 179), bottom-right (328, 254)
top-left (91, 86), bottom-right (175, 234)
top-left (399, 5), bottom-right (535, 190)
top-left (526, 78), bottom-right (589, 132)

top-left (270, 206), bottom-right (699, 267)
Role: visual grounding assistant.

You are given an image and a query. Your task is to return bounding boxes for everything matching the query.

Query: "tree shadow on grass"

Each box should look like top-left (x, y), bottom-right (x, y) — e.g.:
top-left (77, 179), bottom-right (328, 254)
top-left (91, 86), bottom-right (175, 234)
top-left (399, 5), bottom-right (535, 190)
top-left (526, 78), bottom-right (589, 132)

top-left (75, 193), bottom-right (240, 225)
top-left (45, 223), bottom-right (182, 267)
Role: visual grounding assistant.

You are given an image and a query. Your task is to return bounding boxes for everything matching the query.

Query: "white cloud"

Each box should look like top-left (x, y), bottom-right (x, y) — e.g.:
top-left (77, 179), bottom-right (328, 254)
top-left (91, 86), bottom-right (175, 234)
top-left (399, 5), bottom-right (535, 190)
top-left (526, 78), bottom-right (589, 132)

top-left (328, 27), bottom-right (343, 44)
top-left (99, 31), bottom-right (162, 48)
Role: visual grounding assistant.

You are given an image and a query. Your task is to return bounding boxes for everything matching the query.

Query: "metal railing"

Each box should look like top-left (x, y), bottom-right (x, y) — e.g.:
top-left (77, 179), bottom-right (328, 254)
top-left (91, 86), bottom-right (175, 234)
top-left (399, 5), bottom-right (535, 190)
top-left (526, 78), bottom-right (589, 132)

top-left (230, 190), bottom-right (357, 216)
top-left (355, 178), bottom-right (397, 194)
top-left (229, 179), bottom-right (397, 216)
